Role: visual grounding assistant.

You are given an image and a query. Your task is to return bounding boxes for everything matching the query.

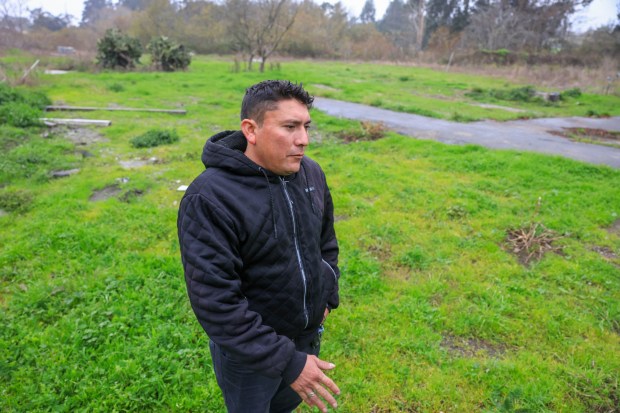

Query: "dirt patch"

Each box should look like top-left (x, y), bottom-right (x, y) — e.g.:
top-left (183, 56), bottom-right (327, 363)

top-left (89, 185), bottom-right (121, 202)
top-left (441, 334), bottom-right (508, 358)
top-left (592, 246), bottom-right (618, 260)
top-left (119, 189), bottom-right (145, 203)
top-left (549, 127), bottom-right (620, 148)
top-left (311, 83), bottom-right (341, 92)
top-left (59, 126), bottom-right (108, 146)
top-left (119, 157), bottom-right (160, 169)
top-left (607, 219), bottom-right (620, 236)
top-left (504, 222), bottom-right (563, 266)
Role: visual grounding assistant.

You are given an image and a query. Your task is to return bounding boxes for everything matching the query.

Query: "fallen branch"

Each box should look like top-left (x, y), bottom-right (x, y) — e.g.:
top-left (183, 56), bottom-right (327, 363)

top-left (46, 105), bottom-right (186, 115)
top-left (41, 118), bottom-right (112, 127)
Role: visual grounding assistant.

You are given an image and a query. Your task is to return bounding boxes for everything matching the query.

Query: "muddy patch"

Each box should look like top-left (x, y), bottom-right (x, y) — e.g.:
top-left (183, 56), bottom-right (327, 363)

top-left (89, 185), bottom-right (121, 202)
top-left (119, 189), bottom-right (145, 203)
top-left (607, 219), bottom-right (620, 236)
top-left (549, 127), bottom-right (620, 148)
top-left (441, 334), bottom-right (508, 358)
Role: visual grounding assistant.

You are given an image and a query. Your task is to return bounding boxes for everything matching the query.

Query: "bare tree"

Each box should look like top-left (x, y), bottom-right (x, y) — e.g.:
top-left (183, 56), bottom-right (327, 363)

top-left (225, 0), bottom-right (298, 72)
top-left (464, 0), bottom-right (593, 52)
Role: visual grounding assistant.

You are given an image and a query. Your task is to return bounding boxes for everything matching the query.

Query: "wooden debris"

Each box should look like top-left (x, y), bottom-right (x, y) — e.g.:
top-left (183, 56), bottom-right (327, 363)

top-left (41, 118), bottom-right (112, 127)
top-left (46, 105), bottom-right (186, 115)
top-left (19, 60), bottom-right (40, 84)
top-left (506, 222), bottom-right (563, 265)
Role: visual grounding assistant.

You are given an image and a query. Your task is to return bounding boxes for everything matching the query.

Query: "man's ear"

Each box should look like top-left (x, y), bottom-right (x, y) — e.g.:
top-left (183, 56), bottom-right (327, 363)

top-left (241, 118), bottom-right (258, 145)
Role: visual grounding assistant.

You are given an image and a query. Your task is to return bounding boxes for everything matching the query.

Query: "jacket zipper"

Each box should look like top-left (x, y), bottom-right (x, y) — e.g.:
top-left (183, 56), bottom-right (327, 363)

top-left (280, 177), bottom-right (309, 329)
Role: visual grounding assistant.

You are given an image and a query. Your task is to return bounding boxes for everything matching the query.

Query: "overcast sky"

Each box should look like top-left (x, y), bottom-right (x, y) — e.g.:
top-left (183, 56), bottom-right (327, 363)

top-left (24, 0), bottom-right (618, 32)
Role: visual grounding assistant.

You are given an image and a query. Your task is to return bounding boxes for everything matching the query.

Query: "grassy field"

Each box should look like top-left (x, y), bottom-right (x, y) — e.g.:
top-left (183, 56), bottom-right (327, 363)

top-left (1, 55), bottom-right (619, 412)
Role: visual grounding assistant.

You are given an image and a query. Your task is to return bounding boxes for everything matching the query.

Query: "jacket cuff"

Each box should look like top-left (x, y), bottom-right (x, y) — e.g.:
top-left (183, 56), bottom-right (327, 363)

top-left (281, 351), bottom-right (307, 385)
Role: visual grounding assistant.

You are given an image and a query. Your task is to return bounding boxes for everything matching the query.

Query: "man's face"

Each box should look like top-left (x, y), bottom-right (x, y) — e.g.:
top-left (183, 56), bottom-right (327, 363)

top-left (243, 99), bottom-right (311, 176)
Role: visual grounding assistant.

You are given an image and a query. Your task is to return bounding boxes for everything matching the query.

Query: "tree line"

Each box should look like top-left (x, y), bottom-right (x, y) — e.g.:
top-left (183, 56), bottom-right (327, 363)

top-left (1, 0), bottom-right (619, 68)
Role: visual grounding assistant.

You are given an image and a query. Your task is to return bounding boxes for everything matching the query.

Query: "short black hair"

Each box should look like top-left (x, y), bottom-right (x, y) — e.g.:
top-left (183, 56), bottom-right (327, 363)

top-left (241, 80), bottom-right (314, 125)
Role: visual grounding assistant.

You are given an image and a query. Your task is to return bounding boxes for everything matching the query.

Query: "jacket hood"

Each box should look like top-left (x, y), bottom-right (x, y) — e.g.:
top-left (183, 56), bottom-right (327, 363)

top-left (202, 130), bottom-right (260, 176)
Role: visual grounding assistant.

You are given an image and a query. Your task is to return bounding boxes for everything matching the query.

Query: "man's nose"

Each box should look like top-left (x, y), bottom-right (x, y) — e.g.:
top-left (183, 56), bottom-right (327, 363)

top-left (296, 128), bottom-right (309, 147)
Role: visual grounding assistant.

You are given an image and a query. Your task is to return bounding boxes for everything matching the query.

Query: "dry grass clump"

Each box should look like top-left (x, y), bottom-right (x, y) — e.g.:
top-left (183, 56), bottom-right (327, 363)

top-left (506, 222), bottom-right (563, 266)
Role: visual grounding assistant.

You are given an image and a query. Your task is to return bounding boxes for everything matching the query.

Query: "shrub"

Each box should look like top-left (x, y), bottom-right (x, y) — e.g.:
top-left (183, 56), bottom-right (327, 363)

top-left (0, 188), bottom-right (34, 213)
top-left (96, 29), bottom-right (142, 69)
top-left (147, 36), bottom-right (191, 72)
top-left (560, 87), bottom-right (582, 99)
top-left (0, 83), bottom-right (51, 109)
top-left (0, 103), bottom-right (42, 127)
top-left (130, 129), bottom-right (179, 148)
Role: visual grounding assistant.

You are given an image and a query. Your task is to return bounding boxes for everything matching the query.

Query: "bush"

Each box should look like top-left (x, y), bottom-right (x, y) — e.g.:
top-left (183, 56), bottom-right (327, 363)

top-left (0, 188), bottom-right (34, 213)
top-left (0, 103), bottom-right (42, 127)
top-left (147, 36), bottom-right (191, 72)
top-left (96, 29), bottom-right (142, 69)
top-left (0, 83), bottom-right (51, 109)
top-left (560, 88), bottom-right (582, 99)
top-left (130, 129), bottom-right (179, 148)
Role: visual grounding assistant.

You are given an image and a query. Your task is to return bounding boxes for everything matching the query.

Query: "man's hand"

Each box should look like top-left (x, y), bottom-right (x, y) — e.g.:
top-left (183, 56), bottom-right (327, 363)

top-left (290, 355), bottom-right (340, 412)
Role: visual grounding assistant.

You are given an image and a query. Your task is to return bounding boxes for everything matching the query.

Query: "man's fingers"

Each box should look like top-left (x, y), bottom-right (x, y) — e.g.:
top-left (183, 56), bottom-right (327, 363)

top-left (303, 389), bottom-right (331, 413)
top-left (320, 373), bottom-right (341, 396)
top-left (315, 358), bottom-right (336, 371)
top-left (315, 385), bottom-right (338, 409)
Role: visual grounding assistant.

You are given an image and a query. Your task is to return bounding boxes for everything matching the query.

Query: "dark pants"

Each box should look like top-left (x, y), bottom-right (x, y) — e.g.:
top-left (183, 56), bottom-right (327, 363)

top-left (209, 338), bottom-right (320, 413)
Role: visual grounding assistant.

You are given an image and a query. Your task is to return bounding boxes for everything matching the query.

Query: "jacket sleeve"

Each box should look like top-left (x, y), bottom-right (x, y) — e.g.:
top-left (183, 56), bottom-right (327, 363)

top-left (320, 178), bottom-right (340, 311)
top-left (178, 192), bottom-right (307, 384)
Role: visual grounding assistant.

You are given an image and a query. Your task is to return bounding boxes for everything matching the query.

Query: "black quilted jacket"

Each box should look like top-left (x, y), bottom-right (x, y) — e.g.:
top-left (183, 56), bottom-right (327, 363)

top-left (177, 130), bottom-right (340, 384)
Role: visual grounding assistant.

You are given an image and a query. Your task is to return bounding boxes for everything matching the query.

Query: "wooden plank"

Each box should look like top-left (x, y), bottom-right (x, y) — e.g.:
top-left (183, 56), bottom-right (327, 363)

top-left (41, 118), bottom-right (112, 127)
top-left (45, 105), bottom-right (187, 115)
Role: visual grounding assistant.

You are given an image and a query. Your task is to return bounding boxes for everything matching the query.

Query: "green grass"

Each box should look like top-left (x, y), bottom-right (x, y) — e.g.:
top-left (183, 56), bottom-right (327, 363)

top-left (1, 56), bottom-right (619, 412)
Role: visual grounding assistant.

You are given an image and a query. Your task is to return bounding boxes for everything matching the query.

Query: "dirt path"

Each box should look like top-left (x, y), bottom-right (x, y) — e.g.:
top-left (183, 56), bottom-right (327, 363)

top-left (314, 97), bottom-right (620, 169)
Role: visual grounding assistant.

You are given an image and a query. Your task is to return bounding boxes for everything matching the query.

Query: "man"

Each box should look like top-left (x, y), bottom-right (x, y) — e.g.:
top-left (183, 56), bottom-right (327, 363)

top-left (178, 80), bottom-right (341, 413)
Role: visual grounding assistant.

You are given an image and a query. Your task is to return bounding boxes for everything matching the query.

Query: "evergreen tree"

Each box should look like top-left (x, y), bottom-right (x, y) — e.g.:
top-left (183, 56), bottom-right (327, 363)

top-left (360, 0), bottom-right (376, 23)
top-left (81, 0), bottom-right (110, 26)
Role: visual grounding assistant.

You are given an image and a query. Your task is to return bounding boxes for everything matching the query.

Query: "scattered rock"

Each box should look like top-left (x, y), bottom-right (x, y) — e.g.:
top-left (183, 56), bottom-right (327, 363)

top-left (89, 185), bottom-right (121, 202)
top-left (51, 168), bottom-right (80, 178)
top-left (177, 185), bottom-right (188, 191)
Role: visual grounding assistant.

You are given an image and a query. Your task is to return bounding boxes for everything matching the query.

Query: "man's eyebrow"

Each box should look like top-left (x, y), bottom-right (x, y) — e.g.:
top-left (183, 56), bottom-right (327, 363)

top-left (281, 119), bottom-right (312, 125)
